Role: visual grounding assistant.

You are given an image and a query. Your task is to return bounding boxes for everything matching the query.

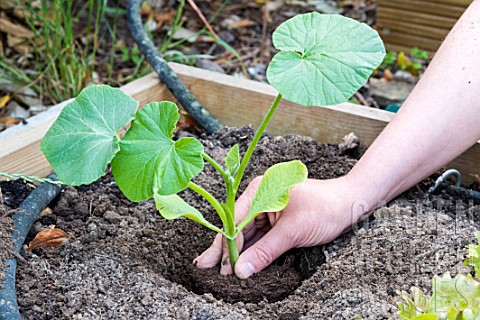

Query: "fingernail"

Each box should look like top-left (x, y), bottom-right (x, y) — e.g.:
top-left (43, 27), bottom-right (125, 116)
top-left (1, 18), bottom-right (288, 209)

top-left (237, 261), bottom-right (256, 279)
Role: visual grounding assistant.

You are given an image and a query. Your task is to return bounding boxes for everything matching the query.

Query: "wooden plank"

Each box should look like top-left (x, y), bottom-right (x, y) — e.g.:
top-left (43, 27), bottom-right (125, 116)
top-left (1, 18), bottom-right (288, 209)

top-left (0, 76), bottom-right (177, 179)
top-left (418, 0), bottom-right (472, 6)
top-left (380, 30), bottom-right (443, 51)
top-left (378, 0), bottom-right (468, 18)
top-left (377, 17), bottom-right (450, 40)
top-left (0, 63), bottom-right (478, 185)
top-left (377, 7), bottom-right (458, 29)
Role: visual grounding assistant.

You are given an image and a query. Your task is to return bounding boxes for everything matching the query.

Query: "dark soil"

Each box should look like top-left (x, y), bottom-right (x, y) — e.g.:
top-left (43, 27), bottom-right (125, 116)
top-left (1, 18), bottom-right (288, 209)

top-left (0, 216), bottom-right (13, 290)
top-left (0, 180), bottom-right (34, 290)
top-left (1, 127), bottom-right (479, 319)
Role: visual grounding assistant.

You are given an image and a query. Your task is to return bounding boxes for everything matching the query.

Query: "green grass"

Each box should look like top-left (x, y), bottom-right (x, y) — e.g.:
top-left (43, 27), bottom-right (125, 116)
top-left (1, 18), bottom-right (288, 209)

top-left (0, 0), bottom-right (234, 105)
top-left (0, 0), bottom-right (106, 104)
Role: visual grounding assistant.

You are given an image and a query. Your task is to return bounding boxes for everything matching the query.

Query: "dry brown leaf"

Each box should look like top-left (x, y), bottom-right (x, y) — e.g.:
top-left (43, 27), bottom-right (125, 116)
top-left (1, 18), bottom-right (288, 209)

top-left (0, 0), bottom-right (17, 10)
top-left (155, 11), bottom-right (175, 26)
top-left (0, 95), bottom-right (10, 109)
top-left (26, 228), bottom-right (69, 252)
top-left (140, 2), bottom-right (153, 16)
top-left (0, 16), bottom-right (34, 38)
top-left (470, 173), bottom-right (480, 185)
top-left (40, 207), bottom-right (53, 217)
top-left (382, 69), bottom-right (393, 82)
top-left (7, 35), bottom-right (32, 54)
top-left (1, 117), bottom-right (22, 125)
top-left (231, 19), bottom-right (257, 29)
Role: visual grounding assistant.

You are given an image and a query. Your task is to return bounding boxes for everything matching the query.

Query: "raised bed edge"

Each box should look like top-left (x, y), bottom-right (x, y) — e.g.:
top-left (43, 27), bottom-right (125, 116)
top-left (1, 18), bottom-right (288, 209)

top-left (0, 62), bottom-right (478, 185)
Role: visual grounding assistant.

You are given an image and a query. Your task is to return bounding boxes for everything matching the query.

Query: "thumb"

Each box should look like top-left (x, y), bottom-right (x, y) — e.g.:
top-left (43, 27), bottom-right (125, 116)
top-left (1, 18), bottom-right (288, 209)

top-left (234, 224), bottom-right (294, 279)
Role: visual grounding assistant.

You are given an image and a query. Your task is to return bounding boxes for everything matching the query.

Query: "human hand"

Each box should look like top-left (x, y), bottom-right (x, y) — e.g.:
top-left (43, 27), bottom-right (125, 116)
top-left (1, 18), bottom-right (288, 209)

top-left (193, 176), bottom-right (364, 279)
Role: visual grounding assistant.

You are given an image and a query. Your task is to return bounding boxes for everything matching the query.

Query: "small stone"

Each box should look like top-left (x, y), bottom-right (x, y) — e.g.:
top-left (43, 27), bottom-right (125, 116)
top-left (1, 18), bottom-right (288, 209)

top-left (16, 87), bottom-right (41, 107)
top-left (369, 78), bottom-right (415, 108)
top-left (103, 211), bottom-right (122, 223)
top-left (7, 100), bottom-right (30, 118)
top-left (218, 30), bottom-right (235, 44)
top-left (196, 59), bottom-right (225, 74)
top-left (29, 104), bottom-right (47, 115)
top-left (338, 132), bottom-right (359, 155)
top-left (176, 308), bottom-right (190, 320)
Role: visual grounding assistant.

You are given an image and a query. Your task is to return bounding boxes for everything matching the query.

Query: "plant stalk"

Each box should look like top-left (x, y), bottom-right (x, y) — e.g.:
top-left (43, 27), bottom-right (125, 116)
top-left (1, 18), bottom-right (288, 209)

top-left (225, 180), bottom-right (238, 267)
top-left (202, 153), bottom-right (229, 182)
top-left (227, 238), bottom-right (239, 269)
top-left (233, 93), bottom-right (283, 191)
top-left (188, 182), bottom-right (228, 227)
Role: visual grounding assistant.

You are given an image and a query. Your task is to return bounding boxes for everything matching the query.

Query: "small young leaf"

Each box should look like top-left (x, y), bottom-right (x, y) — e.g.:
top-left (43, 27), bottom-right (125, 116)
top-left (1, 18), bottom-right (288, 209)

top-left (427, 273), bottom-right (480, 314)
top-left (236, 160), bottom-right (308, 232)
top-left (266, 13), bottom-right (385, 106)
top-left (111, 101), bottom-right (204, 201)
top-left (41, 85), bottom-right (138, 185)
top-left (225, 144), bottom-right (240, 175)
top-left (153, 191), bottom-right (224, 235)
top-left (464, 231), bottom-right (480, 277)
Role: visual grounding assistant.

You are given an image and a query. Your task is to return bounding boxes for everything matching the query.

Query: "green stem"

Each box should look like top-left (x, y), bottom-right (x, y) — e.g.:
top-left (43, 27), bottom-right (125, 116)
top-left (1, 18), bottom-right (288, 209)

top-left (227, 238), bottom-right (239, 268)
top-left (225, 181), bottom-right (239, 268)
top-left (0, 173), bottom-right (63, 186)
top-left (187, 182), bottom-right (228, 227)
top-left (234, 93), bottom-right (283, 191)
top-left (202, 153), bottom-right (229, 182)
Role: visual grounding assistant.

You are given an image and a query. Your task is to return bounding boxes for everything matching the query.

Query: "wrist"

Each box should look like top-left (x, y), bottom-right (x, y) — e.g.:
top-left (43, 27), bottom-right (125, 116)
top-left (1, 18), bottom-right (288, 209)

top-left (340, 173), bottom-right (383, 226)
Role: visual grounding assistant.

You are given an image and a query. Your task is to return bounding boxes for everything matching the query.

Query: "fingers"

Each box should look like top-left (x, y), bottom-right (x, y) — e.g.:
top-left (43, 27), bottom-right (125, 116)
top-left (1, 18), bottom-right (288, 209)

top-left (194, 176), bottom-right (264, 272)
top-left (193, 233), bottom-right (223, 268)
top-left (234, 224), bottom-right (294, 279)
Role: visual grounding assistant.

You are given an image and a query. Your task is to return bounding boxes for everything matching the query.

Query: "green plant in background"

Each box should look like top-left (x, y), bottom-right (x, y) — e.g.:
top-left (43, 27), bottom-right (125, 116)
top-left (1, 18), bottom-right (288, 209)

top-left (380, 47), bottom-right (429, 77)
top-left (40, 13), bottom-right (385, 270)
top-left (22, 0), bottom-right (103, 104)
top-left (411, 47), bottom-right (430, 60)
top-left (120, 45), bottom-right (143, 65)
top-left (0, 0), bottom-right (238, 105)
top-left (0, 0), bottom-right (108, 104)
top-left (397, 232), bottom-right (480, 319)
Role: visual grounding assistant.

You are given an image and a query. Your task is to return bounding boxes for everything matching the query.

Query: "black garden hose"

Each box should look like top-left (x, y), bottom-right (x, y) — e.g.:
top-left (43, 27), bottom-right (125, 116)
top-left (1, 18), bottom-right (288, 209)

top-left (127, 0), bottom-right (223, 134)
top-left (427, 169), bottom-right (480, 205)
top-left (445, 185), bottom-right (480, 205)
top-left (0, 174), bottom-right (62, 320)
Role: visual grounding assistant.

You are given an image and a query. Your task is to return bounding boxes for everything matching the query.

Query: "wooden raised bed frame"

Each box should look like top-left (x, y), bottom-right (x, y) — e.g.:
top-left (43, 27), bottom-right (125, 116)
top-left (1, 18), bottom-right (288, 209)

top-left (0, 63), bottom-right (479, 185)
top-left (377, 0), bottom-right (473, 55)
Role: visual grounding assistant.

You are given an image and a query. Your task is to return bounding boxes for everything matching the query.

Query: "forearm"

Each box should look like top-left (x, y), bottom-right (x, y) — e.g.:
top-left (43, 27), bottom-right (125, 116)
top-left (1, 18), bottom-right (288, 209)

top-left (347, 0), bottom-right (480, 217)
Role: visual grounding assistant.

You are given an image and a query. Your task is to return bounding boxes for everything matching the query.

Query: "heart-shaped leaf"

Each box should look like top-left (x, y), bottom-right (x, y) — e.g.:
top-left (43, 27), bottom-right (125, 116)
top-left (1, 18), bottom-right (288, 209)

top-left (112, 101), bottom-right (204, 201)
top-left (41, 85), bottom-right (138, 185)
top-left (225, 144), bottom-right (240, 175)
top-left (154, 191), bottom-right (224, 235)
top-left (266, 13), bottom-right (385, 106)
top-left (236, 160), bottom-right (308, 232)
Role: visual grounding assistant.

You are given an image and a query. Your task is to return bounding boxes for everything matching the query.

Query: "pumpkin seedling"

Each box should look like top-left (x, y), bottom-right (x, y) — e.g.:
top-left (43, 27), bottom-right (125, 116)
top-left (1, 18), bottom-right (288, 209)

top-left (41, 13), bottom-right (385, 271)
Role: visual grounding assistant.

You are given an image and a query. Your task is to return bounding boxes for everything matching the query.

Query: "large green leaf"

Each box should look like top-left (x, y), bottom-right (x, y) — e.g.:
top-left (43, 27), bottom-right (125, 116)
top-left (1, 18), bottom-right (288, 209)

top-left (236, 160), bottom-right (307, 232)
top-left (153, 191), bottom-right (224, 235)
top-left (111, 101), bottom-right (204, 201)
top-left (266, 12), bottom-right (385, 106)
top-left (40, 85), bottom-right (138, 185)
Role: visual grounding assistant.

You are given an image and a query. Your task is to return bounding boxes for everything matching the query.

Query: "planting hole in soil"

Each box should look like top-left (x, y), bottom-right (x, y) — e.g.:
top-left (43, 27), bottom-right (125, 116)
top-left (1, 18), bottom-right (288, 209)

top-left (21, 127), bottom-right (357, 308)
top-left (9, 127), bottom-right (480, 319)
